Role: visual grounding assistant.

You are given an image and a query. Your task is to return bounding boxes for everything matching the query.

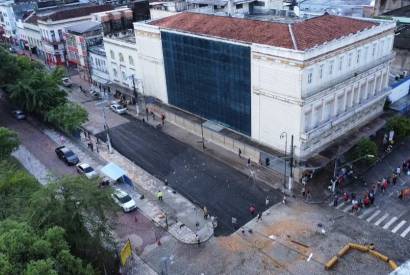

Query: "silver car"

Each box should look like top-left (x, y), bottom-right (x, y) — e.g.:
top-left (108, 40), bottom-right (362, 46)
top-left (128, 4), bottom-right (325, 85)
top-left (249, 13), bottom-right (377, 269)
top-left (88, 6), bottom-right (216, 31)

top-left (110, 103), bottom-right (127, 115)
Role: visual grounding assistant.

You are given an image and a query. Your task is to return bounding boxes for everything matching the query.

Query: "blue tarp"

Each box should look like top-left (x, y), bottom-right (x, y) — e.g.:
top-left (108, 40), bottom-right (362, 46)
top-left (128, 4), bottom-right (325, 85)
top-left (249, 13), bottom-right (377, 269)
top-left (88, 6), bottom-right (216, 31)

top-left (100, 162), bottom-right (126, 181)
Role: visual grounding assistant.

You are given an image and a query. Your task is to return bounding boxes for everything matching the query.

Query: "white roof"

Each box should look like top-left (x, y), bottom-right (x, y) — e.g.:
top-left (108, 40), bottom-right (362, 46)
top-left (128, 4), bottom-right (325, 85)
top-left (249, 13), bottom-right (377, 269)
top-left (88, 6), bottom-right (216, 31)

top-left (100, 162), bottom-right (126, 181)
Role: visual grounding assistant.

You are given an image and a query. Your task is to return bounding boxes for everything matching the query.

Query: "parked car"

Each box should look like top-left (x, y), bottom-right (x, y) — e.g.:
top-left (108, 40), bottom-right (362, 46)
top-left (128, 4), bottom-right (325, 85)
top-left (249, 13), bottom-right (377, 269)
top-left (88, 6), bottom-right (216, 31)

top-left (61, 77), bottom-right (72, 87)
top-left (90, 90), bottom-right (102, 99)
top-left (110, 103), bottom-right (127, 115)
top-left (9, 47), bottom-right (16, 53)
top-left (111, 189), bottom-right (137, 212)
top-left (76, 163), bottom-right (98, 179)
top-left (55, 146), bottom-right (79, 166)
top-left (11, 110), bottom-right (26, 120)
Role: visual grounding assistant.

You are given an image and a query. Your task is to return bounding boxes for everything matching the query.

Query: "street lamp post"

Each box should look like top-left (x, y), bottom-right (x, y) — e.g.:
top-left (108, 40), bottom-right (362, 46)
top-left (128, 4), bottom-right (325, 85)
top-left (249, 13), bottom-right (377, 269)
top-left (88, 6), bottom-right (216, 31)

top-left (280, 132), bottom-right (287, 191)
top-left (102, 106), bottom-right (113, 154)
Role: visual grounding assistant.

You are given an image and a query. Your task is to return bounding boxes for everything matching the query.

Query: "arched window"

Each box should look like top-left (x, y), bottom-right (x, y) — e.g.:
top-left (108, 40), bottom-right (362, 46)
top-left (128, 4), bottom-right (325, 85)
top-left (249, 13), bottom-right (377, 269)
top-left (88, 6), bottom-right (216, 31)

top-left (129, 55), bottom-right (134, 66)
top-left (110, 50), bottom-right (115, 60)
top-left (119, 53), bottom-right (124, 62)
top-left (113, 68), bottom-right (118, 77)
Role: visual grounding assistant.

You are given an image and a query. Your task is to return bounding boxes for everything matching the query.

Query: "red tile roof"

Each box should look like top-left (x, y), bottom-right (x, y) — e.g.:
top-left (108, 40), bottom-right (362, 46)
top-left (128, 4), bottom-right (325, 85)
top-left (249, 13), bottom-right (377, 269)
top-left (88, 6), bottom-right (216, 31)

top-left (150, 12), bottom-right (379, 50)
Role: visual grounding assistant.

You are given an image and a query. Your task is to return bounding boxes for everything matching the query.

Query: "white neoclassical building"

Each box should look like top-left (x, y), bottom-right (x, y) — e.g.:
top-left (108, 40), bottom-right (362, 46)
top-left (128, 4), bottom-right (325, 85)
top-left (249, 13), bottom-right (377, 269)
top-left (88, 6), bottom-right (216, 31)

top-left (132, 12), bottom-right (395, 161)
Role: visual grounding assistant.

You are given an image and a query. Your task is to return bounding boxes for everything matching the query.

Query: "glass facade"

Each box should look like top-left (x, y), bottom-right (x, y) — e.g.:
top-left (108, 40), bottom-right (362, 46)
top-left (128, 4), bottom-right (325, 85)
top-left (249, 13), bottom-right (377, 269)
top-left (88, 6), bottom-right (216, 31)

top-left (161, 31), bottom-right (251, 135)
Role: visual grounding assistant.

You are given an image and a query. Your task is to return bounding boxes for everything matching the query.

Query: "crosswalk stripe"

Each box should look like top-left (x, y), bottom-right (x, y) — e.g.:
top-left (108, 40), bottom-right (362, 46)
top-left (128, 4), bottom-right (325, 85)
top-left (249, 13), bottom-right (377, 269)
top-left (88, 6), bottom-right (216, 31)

top-left (342, 204), bottom-right (352, 212)
top-left (336, 202), bottom-right (345, 209)
top-left (359, 208), bottom-right (374, 219)
top-left (400, 226), bottom-right (410, 238)
top-left (383, 217), bottom-right (398, 229)
top-left (366, 210), bottom-right (381, 222)
top-left (392, 221), bottom-right (406, 233)
top-left (374, 213), bottom-right (389, 226)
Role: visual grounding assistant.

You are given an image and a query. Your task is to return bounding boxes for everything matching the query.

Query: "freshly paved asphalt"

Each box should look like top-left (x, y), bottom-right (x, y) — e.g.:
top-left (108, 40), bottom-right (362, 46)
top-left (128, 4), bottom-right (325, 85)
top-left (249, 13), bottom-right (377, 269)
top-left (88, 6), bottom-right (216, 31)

top-left (97, 120), bottom-right (281, 236)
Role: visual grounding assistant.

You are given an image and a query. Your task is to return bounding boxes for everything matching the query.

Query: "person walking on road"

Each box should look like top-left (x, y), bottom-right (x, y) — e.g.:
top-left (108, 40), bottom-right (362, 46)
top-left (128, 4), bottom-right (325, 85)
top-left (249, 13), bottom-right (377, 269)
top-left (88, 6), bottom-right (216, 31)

top-left (157, 190), bottom-right (163, 201)
top-left (196, 234), bottom-right (200, 247)
top-left (333, 195), bottom-right (338, 207)
top-left (265, 197), bottom-right (270, 207)
top-left (396, 167), bottom-right (401, 176)
top-left (238, 148), bottom-right (242, 158)
top-left (203, 206), bottom-right (208, 219)
top-left (392, 173), bottom-right (398, 185)
top-left (257, 212), bottom-right (262, 222)
top-left (249, 205), bottom-right (256, 216)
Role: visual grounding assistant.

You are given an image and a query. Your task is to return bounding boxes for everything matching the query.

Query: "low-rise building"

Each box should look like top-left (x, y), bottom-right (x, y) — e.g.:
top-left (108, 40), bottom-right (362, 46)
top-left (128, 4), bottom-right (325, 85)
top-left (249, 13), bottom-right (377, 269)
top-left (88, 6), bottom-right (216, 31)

top-left (35, 4), bottom-right (113, 66)
top-left (65, 20), bottom-right (103, 80)
top-left (88, 44), bottom-right (110, 93)
top-left (103, 30), bottom-right (140, 103)
top-left (0, 0), bottom-right (34, 43)
top-left (134, 12), bottom-right (395, 161)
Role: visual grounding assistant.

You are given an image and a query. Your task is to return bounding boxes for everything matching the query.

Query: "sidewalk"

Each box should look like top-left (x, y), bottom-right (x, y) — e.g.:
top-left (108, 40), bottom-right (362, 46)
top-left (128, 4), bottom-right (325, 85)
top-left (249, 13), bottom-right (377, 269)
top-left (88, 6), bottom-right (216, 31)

top-left (42, 127), bottom-right (214, 245)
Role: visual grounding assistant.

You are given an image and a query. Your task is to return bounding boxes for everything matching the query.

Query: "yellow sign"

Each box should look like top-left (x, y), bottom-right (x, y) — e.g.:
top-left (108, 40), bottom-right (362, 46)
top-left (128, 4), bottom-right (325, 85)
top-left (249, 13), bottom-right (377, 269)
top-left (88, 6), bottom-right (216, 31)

top-left (120, 240), bottom-right (132, 266)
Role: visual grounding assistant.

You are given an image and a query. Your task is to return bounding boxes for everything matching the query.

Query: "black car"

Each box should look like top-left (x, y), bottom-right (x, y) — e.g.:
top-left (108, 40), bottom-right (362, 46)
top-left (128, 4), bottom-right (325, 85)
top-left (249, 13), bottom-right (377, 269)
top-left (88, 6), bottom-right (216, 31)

top-left (55, 146), bottom-right (79, 166)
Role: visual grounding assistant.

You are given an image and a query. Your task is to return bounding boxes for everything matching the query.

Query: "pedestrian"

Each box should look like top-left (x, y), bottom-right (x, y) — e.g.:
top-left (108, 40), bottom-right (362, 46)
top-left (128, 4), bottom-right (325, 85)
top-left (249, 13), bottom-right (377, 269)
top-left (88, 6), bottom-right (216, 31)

top-left (89, 142), bottom-right (94, 152)
top-left (238, 148), bottom-right (242, 158)
top-left (157, 190), bottom-right (163, 201)
top-left (282, 195), bottom-right (287, 205)
top-left (257, 212), bottom-right (262, 221)
top-left (151, 111), bottom-right (155, 120)
top-left (396, 167), bottom-right (401, 176)
top-left (392, 173), bottom-right (397, 185)
top-left (306, 189), bottom-right (311, 201)
top-left (247, 158), bottom-right (251, 167)
top-left (333, 195), bottom-right (338, 207)
top-left (265, 197), bottom-right (269, 207)
top-left (343, 192), bottom-right (349, 202)
top-left (60, 135), bottom-right (65, 145)
top-left (96, 144), bottom-right (99, 153)
top-left (161, 114), bottom-right (165, 126)
top-left (196, 234), bottom-right (200, 247)
top-left (383, 179), bottom-right (388, 192)
top-left (369, 190), bottom-right (375, 204)
top-left (249, 205), bottom-right (256, 216)
top-left (203, 206), bottom-right (208, 219)
top-left (301, 186), bottom-right (306, 199)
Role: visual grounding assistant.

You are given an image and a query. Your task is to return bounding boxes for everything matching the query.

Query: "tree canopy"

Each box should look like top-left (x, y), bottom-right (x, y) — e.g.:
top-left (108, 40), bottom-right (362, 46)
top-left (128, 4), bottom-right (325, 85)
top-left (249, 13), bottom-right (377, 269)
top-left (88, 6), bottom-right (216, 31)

top-left (47, 102), bottom-right (88, 134)
top-left (0, 127), bottom-right (19, 160)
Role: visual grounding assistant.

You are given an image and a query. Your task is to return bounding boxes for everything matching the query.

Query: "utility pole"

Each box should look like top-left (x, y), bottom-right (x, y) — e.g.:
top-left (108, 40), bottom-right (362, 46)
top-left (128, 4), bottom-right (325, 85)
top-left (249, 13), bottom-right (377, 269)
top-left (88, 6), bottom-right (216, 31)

top-left (280, 132), bottom-right (287, 191)
top-left (102, 106), bottom-right (113, 154)
top-left (201, 122), bottom-right (205, 150)
top-left (130, 74), bottom-right (139, 115)
top-left (289, 134), bottom-right (294, 191)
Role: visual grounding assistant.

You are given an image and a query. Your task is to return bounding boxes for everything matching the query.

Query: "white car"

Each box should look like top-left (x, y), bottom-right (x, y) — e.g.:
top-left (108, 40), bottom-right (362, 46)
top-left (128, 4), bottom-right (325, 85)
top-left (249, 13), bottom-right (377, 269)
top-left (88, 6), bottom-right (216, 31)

top-left (76, 163), bottom-right (98, 179)
top-left (110, 103), bottom-right (127, 115)
top-left (111, 189), bottom-right (137, 212)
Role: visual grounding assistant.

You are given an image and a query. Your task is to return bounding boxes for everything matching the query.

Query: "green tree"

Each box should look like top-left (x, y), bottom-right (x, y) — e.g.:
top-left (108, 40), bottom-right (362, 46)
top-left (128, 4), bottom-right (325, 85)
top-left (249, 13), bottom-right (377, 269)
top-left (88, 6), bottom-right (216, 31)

top-left (0, 48), bottom-right (20, 87)
top-left (350, 138), bottom-right (378, 165)
top-left (0, 220), bottom-right (95, 275)
top-left (47, 102), bottom-right (88, 134)
top-left (386, 116), bottom-right (410, 140)
top-left (0, 158), bottom-right (39, 219)
top-left (8, 70), bottom-right (66, 114)
top-left (29, 176), bottom-right (117, 273)
top-left (0, 127), bottom-right (19, 160)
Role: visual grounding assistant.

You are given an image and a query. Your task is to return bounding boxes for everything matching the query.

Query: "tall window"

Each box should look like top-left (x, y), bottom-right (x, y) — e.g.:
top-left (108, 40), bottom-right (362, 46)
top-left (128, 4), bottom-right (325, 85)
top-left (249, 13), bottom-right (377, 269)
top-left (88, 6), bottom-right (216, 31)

top-left (324, 100), bottom-right (334, 122)
top-left (307, 70), bottom-right (313, 84)
top-left (113, 68), bottom-right (118, 77)
top-left (304, 111), bottom-right (312, 131)
top-left (110, 50), bottom-right (115, 60)
top-left (379, 40), bottom-right (385, 56)
top-left (337, 94), bottom-right (345, 114)
top-left (58, 29), bottom-right (63, 41)
top-left (119, 53), bottom-right (124, 62)
top-left (356, 49), bottom-right (361, 64)
top-left (372, 43), bottom-right (377, 57)
top-left (364, 46), bottom-right (369, 62)
top-left (348, 53), bottom-right (353, 67)
top-left (329, 60), bottom-right (334, 75)
top-left (339, 56), bottom-right (343, 71)
top-left (50, 30), bottom-right (56, 42)
top-left (346, 90), bottom-right (353, 108)
top-left (313, 105), bottom-right (322, 128)
top-left (129, 56), bottom-right (134, 66)
top-left (319, 64), bottom-right (324, 79)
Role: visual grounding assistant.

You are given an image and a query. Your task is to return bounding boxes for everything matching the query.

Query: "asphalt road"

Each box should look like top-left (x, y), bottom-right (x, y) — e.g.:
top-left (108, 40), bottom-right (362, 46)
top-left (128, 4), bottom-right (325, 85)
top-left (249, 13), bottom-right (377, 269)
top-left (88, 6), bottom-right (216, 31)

top-left (97, 120), bottom-right (281, 236)
top-left (0, 97), bottom-right (74, 177)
